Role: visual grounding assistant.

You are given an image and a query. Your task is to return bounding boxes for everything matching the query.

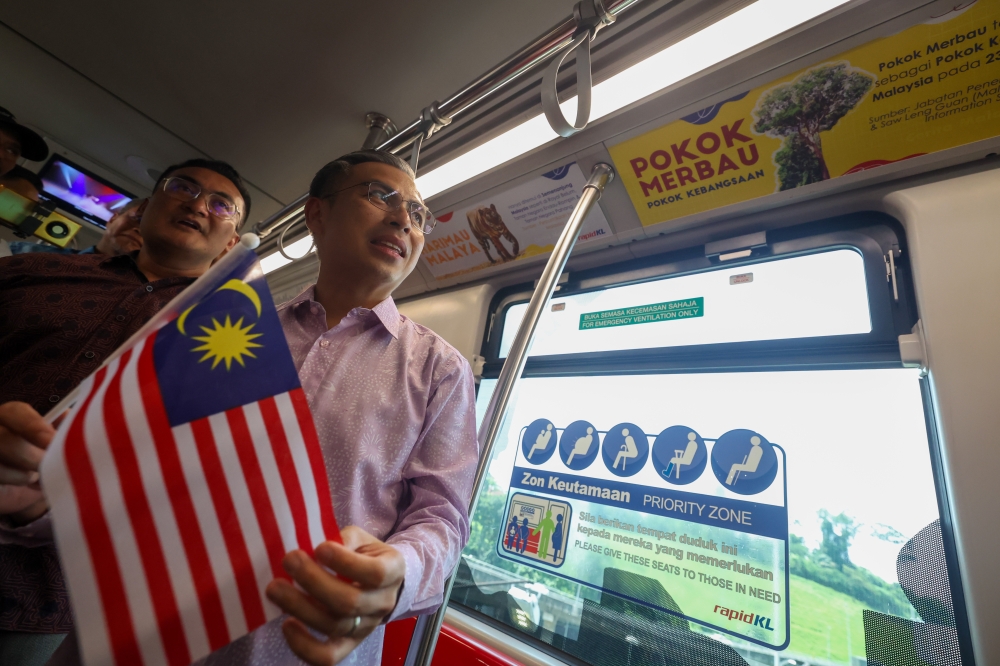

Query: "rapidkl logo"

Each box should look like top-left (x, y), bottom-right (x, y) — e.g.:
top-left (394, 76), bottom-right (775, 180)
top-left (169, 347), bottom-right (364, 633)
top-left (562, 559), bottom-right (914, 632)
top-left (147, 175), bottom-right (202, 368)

top-left (714, 604), bottom-right (774, 631)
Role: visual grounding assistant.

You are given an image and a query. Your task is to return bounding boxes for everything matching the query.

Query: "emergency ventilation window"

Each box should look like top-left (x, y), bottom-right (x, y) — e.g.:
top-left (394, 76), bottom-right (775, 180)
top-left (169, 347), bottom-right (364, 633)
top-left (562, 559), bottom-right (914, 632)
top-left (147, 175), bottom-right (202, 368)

top-left (498, 249), bottom-right (871, 359)
top-left (456, 214), bottom-right (967, 666)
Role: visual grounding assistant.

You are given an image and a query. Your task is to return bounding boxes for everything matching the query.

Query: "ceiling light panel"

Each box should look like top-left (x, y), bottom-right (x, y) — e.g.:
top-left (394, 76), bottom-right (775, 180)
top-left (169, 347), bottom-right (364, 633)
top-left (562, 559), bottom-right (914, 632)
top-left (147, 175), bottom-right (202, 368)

top-left (416, 0), bottom-right (851, 199)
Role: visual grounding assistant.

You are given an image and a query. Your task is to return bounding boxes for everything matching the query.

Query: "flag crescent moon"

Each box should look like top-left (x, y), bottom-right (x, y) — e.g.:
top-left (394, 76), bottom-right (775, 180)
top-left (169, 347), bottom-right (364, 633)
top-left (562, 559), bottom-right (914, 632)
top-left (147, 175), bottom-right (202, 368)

top-left (177, 304), bottom-right (196, 335)
top-left (176, 279), bottom-right (262, 336)
top-left (216, 279), bottom-right (262, 317)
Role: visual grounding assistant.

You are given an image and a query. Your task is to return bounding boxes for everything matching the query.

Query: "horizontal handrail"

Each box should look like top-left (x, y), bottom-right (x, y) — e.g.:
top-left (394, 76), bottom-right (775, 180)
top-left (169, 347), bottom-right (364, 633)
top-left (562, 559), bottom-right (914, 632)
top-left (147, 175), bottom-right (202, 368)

top-left (253, 0), bottom-right (641, 241)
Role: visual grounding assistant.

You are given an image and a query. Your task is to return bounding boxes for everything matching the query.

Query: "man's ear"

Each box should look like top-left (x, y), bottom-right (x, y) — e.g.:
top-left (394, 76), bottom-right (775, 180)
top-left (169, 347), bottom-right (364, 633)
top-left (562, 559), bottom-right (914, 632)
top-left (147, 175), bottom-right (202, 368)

top-left (123, 200), bottom-right (146, 228)
top-left (130, 199), bottom-right (148, 218)
top-left (210, 232), bottom-right (240, 265)
top-left (303, 196), bottom-right (325, 240)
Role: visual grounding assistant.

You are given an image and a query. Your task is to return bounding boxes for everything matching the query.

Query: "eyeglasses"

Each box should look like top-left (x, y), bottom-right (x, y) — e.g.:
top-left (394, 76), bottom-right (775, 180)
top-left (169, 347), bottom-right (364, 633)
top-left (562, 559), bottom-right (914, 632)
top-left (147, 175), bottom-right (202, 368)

top-left (325, 181), bottom-right (436, 234)
top-left (161, 176), bottom-right (241, 222)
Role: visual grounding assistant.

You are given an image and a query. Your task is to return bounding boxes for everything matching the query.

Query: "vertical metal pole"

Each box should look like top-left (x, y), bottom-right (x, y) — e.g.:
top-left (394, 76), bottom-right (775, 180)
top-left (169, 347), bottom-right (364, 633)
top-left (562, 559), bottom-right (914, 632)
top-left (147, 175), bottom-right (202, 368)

top-left (406, 163), bottom-right (614, 666)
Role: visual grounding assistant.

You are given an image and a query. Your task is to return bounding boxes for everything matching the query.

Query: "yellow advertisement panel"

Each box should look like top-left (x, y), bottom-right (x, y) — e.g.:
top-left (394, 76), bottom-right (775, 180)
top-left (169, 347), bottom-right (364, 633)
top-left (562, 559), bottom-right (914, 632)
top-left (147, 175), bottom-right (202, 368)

top-left (609, 1), bottom-right (1000, 227)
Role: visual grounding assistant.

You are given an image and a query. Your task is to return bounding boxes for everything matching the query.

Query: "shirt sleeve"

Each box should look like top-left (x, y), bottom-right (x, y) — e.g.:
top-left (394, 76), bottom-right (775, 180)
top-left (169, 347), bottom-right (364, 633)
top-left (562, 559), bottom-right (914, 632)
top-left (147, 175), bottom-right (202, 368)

top-left (385, 354), bottom-right (479, 621)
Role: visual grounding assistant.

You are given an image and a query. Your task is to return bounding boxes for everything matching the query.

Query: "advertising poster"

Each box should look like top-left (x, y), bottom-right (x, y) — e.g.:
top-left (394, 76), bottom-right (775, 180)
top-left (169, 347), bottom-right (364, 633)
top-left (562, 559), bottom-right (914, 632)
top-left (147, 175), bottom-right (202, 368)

top-left (498, 418), bottom-right (790, 649)
top-left (422, 163), bottom-right (612, 280)
top-left (608, 1), bottom-right (1000, 227)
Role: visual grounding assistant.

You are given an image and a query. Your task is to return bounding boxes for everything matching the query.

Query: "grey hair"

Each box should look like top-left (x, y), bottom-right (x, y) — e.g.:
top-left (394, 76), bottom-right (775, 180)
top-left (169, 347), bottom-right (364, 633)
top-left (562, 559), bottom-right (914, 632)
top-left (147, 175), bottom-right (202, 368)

top-left (308, 150), bottom-right (415, 199)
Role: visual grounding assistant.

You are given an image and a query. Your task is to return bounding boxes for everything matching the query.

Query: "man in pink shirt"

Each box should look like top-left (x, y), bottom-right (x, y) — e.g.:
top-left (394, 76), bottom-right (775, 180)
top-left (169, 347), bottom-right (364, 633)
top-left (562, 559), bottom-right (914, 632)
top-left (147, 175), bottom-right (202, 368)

top-left (210, 151), bottom-right (478, 666)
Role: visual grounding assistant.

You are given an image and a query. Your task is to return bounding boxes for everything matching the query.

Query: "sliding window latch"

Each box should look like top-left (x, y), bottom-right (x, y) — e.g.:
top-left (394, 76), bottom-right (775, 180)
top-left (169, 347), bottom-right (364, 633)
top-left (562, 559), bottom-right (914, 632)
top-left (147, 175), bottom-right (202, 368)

top-left (705, 232), bottom-right (768, 262)
top-left (884, 247), bottom-right (901, 302)
top-left (534, 272), bottom-right (570, 291)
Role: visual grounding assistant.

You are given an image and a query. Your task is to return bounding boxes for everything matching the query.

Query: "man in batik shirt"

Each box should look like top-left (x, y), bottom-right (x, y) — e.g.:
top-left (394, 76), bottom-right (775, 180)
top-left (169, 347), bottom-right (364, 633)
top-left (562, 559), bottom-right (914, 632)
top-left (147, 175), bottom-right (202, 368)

top-left (211, 151), bottom-right (478, 666)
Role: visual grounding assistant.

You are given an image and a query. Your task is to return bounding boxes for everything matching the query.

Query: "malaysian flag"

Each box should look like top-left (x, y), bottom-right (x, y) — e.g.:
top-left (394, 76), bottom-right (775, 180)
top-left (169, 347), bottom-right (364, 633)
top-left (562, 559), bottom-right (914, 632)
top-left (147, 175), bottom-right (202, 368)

top-left (41, 240), bottom-right (340, 666)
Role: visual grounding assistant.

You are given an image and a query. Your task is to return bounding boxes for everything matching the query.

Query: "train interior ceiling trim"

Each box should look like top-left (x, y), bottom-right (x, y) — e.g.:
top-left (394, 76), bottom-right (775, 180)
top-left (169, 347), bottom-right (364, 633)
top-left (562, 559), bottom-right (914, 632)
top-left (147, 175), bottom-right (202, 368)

top-left (3, 0), bottom-right (999, 665)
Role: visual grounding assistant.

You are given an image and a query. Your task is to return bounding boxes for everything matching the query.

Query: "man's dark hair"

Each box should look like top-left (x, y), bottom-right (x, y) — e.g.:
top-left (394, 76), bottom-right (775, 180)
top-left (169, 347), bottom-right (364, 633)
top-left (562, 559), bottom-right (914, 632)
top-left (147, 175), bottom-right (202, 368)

top-left (309, 150), bottom-right (415, 199)
top-left (155, 158), bottom-right (252, 229)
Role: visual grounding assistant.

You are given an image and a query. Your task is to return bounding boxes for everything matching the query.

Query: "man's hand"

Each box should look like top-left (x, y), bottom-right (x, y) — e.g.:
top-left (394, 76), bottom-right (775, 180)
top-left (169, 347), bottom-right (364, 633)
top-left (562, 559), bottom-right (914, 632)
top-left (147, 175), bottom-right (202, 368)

top-left (0, 402), bottom-right (54, 519)
top-left (266, 526), bottom-right (406, 666)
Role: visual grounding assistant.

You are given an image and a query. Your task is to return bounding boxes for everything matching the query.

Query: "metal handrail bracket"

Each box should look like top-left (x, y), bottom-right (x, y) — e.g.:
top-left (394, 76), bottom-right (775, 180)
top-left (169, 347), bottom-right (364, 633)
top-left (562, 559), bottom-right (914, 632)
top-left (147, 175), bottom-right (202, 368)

top-left (405, 162), bottom-right (615, 666)
top-left (253, 0), bottom-right (640, 242)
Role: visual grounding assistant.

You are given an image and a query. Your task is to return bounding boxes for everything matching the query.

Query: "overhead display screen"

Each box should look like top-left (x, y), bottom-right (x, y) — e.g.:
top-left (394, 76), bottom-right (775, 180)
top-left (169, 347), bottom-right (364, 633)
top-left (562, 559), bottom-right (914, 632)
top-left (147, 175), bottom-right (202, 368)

top-left (38, 155), bottom-right (134, 227)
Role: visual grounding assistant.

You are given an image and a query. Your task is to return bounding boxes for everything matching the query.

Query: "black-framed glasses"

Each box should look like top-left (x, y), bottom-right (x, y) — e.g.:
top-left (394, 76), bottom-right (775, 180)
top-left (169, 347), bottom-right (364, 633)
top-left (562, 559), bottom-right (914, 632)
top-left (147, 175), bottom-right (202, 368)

top-left (325, 181), bottom-right (436, 234)
top-left (161, 176), bottom-right (241, 222)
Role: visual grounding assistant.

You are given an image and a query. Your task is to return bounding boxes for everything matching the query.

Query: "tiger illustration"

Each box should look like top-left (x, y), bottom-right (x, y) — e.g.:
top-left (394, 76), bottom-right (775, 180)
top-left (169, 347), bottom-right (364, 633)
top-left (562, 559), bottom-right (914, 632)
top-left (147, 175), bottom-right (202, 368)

top-left (467, 204), bottom-right (520, 264)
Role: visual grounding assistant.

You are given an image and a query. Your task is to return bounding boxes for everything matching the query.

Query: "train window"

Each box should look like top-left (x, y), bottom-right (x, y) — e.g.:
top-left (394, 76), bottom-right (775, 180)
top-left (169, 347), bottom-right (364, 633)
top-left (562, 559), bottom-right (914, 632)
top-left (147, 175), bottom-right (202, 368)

top-left (458, 217), bottom-right (964, 666)
top-left (498, 249), bottom-right (871, 359)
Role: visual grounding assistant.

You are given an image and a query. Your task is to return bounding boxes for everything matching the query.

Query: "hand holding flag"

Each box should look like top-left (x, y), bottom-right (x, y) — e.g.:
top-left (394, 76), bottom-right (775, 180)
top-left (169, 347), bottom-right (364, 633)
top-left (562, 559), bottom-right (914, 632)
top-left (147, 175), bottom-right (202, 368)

top-left (0, 401), bottom-right (53, 516)
top-left (40, 236), bottom-right (341, 666)
top-left (265, 526), bottom-right (406, 665)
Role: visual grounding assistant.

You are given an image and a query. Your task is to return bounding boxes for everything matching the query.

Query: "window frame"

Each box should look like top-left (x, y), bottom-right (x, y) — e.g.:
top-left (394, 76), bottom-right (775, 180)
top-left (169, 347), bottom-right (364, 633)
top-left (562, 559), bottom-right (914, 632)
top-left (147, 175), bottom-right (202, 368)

top-left (456, 211), bottom-right (976, 665)
top-left (480, 212), bottom-right (918, 379)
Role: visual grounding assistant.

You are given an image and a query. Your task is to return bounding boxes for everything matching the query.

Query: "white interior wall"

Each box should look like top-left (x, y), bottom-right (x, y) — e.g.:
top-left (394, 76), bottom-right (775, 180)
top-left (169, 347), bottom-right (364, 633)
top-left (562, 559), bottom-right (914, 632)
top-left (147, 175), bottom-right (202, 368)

top-left (396, 284), bottom-right (496, 367)
top-left (884, 169), bottom-right (1000, 666)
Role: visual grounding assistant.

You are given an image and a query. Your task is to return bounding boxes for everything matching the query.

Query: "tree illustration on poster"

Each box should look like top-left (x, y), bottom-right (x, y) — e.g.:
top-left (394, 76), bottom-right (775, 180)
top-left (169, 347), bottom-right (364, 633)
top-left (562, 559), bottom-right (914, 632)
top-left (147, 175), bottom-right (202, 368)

top-left (753, 62), bottom-right (873, 189)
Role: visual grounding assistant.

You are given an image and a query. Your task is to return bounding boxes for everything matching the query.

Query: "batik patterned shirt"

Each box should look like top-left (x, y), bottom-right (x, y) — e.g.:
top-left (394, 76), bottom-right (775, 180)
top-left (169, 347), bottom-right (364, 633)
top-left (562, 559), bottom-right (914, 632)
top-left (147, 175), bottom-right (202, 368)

top-left (0, 252), bottom-right (194, 633)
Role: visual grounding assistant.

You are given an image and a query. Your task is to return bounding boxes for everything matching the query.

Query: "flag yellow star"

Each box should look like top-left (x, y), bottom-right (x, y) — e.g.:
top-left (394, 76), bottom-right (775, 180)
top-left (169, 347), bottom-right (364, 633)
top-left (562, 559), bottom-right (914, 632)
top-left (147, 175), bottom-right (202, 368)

top-left (190, 315), bottom-right (263, 370)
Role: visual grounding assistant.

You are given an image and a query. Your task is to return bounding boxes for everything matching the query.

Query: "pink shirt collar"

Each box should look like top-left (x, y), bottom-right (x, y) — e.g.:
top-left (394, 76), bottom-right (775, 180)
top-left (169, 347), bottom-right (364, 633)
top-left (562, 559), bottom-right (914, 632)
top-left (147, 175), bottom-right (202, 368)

top-left (280, 284), bottom-right (401, 339)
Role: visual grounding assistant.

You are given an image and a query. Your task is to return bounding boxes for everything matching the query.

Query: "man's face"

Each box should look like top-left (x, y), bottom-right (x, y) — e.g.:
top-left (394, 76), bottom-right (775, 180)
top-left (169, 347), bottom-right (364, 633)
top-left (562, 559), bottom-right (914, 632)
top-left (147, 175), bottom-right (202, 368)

top-left (0, 129), bottom-right (21, 178)
top-left (98, 204), bottom-right (143, 255)
top-left (306, 162), bottom-right (425, 295)
top-left (138, 167), bottom-right (242, 265)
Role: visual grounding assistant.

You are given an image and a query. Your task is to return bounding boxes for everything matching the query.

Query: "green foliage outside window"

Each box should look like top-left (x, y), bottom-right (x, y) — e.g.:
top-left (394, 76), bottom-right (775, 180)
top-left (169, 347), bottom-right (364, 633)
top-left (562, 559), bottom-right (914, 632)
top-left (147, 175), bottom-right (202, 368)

top-left (464, 483), bottom-right (918, 664)
top-left (790, 510), bottom-right (913, 617)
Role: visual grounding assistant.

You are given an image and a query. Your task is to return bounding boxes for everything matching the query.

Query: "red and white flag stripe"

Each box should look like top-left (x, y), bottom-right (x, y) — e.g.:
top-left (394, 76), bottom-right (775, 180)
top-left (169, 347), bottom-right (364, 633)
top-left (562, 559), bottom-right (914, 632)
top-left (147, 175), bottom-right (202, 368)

top-left (43, 335), bottom-right (339, 666)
